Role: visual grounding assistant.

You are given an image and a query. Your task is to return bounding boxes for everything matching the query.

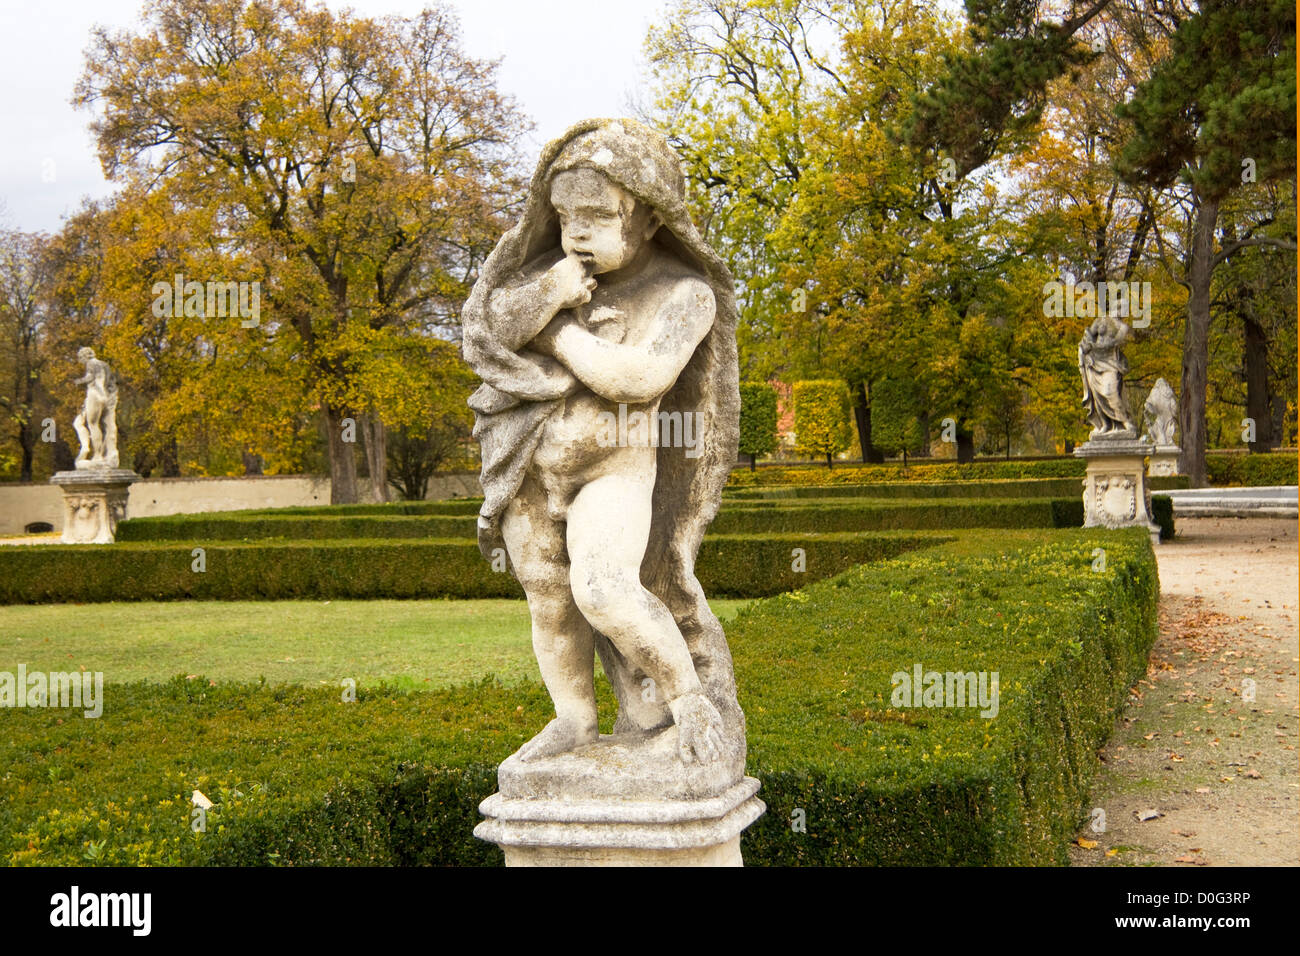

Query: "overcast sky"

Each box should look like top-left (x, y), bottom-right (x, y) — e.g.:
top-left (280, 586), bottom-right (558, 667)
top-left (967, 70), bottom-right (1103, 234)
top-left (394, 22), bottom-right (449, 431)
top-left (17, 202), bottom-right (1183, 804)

top-left (0, 0), bottom-right (667, 234)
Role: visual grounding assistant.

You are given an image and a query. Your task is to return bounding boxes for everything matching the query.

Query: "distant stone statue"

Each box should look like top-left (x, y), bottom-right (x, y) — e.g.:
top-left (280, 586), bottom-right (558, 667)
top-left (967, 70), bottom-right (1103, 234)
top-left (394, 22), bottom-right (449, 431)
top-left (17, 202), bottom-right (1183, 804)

top-left (465, 118), bottom-right (762, 865)
top-left (1143, 378), bottom-right (1178, 446)
top-left (1074, 316), bottom-right (1161, 537)
top-left (1079, 315), bottom-right (1137, 439)
top-left (72, 347), bottom-right (120, 470)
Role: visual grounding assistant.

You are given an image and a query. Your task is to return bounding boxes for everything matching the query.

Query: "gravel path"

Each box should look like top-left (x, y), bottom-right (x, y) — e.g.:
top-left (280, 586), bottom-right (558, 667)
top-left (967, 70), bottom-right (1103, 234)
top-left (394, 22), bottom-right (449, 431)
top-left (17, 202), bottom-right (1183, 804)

top-left (1069, 517), bottom-right (1299, 866)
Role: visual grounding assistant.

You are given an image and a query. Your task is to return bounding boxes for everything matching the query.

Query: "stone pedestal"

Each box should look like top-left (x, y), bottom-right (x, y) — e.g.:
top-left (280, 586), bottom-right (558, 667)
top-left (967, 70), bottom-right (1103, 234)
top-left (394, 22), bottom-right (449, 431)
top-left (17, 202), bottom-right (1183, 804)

top-left (1073, 439), bottom-right (1160, 543)
top-left (475, 723), bottom-right (765, 867)
top-left (1147, 444), bottom-right (1181, 477)
top-left (50, 469), bottom-right (140, 544)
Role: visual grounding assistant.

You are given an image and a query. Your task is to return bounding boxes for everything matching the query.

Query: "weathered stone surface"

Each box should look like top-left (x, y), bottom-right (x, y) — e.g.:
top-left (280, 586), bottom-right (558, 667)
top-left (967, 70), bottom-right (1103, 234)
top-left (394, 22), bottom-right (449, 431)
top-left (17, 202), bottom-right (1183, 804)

top-left (71, 348), bottom-right (122, 471)
top-left (1074, 439), bottom-right (1160, 541)
top-left (50, 470), bottom-right (139, 544)
top-left (475, 777), bottom-right (764, 867)
top-left (1143, 378), bottom-right (1178, 446)
top-left (1148, 446), bottom-right (1181, 477)
top-left (1079, 316), bottom-right (1138, 439)
top-left (1143, 378), bottom-right (1180, 475)
top-left (461, 117), bottom-right (761, 864)
top-left (496, 723), bottom-right (745, 803)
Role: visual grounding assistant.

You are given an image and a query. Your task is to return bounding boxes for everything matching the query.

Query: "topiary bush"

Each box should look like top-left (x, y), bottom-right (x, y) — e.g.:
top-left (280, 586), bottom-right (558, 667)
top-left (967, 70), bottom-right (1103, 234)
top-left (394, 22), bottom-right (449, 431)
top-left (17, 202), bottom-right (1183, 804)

top-left (0, 528), bottom-right (1158, 866)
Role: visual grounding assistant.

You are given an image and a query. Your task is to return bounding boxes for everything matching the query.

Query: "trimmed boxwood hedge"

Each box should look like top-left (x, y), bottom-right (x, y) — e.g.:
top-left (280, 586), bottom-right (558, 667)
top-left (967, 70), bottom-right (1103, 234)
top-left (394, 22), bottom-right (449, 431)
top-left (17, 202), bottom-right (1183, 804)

top-left (0, 528), bottom-right (1158, 866)
top-left (114, 494), bottom-right (1175, 542)
top-left (714, 497), bottom-right (1158, 534)
top-left (0, 532), bottom-right (946, 604)
top-left (725, 476), bottom-right (1190, 500)
top-left (117, 514), bottom-right (480, 542)
top-left (726, 459), bottom-right (1090, 487)
top-left (728, 452), bottom-right (1297, 488)
top-left (210, 500), bottom-right (484, 516)
top-left (1205, 450), bottom-right (1297, 487)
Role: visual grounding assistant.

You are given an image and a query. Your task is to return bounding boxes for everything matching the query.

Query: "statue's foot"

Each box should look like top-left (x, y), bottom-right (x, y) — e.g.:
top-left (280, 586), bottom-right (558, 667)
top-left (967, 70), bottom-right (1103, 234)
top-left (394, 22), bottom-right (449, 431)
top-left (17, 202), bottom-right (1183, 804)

top-left (517, 716), bottom-right (598, 762)
top-left (669, 692), bottom-right (725, 764)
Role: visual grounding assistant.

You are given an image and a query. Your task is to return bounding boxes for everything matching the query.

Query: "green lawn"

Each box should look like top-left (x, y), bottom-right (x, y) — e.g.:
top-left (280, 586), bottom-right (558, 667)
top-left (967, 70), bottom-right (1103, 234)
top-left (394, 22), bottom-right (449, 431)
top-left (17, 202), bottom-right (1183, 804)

top-left (0, 598), bottom-right (752, 689)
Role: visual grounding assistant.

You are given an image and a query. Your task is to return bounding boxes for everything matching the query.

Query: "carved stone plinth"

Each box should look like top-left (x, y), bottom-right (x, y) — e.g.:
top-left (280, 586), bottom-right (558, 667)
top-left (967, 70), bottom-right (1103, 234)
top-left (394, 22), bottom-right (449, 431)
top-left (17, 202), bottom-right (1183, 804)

top-left (50, 469), bottom-right (140, 544)
top-left (475, 724), bottom-right (765, 866)
top-left (1074, 439), bottom-right (1160, 543)
top-left (1147, 444), bottom-right (1181, 477)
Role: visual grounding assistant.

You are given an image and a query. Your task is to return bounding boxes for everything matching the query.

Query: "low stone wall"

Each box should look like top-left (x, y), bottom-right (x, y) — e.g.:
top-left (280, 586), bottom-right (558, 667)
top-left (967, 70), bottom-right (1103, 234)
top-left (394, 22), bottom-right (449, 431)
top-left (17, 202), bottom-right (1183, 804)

top-left (0, 472), bottom-right (482, 536)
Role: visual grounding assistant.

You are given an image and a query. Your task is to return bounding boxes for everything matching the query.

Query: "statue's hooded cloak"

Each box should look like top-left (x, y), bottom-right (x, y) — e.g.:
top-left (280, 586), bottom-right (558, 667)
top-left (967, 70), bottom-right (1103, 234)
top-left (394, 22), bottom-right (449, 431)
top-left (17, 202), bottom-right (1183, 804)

top-left (461, 118), bottom-right (742, 736)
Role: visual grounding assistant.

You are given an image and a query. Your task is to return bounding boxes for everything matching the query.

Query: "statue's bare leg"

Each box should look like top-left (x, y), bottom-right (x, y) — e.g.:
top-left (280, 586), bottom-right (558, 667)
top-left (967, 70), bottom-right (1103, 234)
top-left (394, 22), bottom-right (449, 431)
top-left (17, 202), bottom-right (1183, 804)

top-left (83, 394), bottom-right (105, 462)
top-left (73, 413), bottom-right (91, 463)
top-left (500, 475), bottom-right (598, 762)
top-left (566, 471), bottom-right (724, 763)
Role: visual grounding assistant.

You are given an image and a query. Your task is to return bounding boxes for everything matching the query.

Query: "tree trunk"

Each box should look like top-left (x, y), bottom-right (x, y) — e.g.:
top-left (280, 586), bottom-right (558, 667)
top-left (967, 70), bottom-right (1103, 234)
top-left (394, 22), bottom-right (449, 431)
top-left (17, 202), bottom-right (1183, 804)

top-left (1179, 196), bottom-right (1219, 487)
top-left (161, 438), bottom-right (180, 477)
top-left (825, 451), bottom-right (833, 469)
top-left (241, 450), bottom-right (264, 475)
top-left (325, 403), bottom-right (359, 504)
top-left (1243, 315), bottom-right (1274, 452)
top-left (852, 380), bottom-right (884, 463)
top-left (956, 421), bottom-right (975, 464)
top-left (360, 411), bottom-right (390, 503)
top-left (19, 422), bottom-right (33, 482)
top-left (749, 453), bottom-right (757, 472)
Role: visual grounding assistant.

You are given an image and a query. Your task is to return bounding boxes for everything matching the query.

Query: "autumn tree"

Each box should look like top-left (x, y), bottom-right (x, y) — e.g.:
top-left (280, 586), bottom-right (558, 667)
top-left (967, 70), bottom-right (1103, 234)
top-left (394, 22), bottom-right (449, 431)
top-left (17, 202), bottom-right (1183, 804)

top-left (1115, 0), bottom-right (1296, 484)
top-left (792, 379), bottom-right (852, 467)
top-left (0, 230), bottom-right (52, 481)
top-left (75, 0), bottom-right (528, 501)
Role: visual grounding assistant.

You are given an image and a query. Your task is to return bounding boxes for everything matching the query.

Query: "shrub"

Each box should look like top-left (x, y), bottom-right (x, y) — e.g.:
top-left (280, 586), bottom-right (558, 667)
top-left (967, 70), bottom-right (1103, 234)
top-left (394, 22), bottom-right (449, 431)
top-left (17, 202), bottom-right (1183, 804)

top-left (0, 528), bottom-right (1158, 866)
top-left (716, 498), bottom-right (1063, 533)
top-left (738, 382), bottom-right (780, 470)
top-left (1205, 451), bottom-right (1297, 487)
top-left (118, 514), bottom-right (479, 542)
top-left (0, 532), bottom-right (946, 604)
top-left (726, 476), bottom-right (1189, 500)
top-left (727, 459), bottom-right (1090, 487)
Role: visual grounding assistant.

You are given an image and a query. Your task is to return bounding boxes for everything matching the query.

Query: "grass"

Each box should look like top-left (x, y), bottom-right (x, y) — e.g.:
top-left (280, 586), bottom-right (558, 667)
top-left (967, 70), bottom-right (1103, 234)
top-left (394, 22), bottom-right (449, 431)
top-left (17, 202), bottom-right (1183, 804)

top-left (0, 598), bottom-right (752, 689)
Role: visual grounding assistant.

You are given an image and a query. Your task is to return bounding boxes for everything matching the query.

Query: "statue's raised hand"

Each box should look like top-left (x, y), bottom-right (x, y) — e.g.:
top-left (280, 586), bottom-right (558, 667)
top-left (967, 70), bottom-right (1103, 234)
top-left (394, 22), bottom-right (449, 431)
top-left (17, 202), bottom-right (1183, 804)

top-left (545, 254), bottom-right (597, 310)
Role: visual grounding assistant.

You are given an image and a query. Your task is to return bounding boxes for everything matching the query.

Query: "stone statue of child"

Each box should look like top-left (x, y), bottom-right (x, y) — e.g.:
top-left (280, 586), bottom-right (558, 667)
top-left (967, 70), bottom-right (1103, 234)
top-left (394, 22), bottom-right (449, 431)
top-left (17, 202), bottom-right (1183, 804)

top-left (462, 119), bottom-right (745, 769)
top-left (72, 347), bottom-right (120, 469)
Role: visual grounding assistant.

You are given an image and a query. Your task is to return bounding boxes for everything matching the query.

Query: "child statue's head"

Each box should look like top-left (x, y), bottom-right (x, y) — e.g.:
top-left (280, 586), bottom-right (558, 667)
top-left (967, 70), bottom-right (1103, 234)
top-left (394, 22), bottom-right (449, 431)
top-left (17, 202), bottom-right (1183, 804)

top-left (549, 167), bottom-right (662, 276)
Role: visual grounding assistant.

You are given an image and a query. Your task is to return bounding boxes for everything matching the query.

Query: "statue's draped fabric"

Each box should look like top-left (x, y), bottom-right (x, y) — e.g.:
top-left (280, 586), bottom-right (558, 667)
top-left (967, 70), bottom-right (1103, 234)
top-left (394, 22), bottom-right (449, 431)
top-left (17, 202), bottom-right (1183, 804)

top-left (1079, 317), bottom-right (1136, 436)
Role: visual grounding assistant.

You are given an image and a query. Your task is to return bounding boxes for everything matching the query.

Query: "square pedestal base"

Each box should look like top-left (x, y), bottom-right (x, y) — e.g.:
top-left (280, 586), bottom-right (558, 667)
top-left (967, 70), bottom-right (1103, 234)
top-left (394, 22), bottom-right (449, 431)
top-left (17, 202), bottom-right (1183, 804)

top-left (49, 470), bottom-right (140, 544)
top-left (1074, 440), bottom-right (1160, 543)
top-left (474, 728), bottom-right (765, 867)
top-left (1148, 445), bottom-right (1180, 477)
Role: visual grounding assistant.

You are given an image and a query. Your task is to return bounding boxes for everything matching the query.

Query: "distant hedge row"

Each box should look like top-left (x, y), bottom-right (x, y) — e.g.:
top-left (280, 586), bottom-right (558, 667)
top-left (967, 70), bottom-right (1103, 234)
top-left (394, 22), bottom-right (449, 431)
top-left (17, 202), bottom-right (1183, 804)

top-left (0, 532), bottom-right (946, 604)
top-left (726, 475), bottom-right (1189, 500)
top-left (726, 458), bottom-right (1088, 487)
top-left (727, 451), bottom-right (1296, 488)
top-left (0, 528), bottom-right (1158, 866)
top-left (225, 500), bottom-right (484, 516)
top-left (1205, 451), bottom-right (1297, 487)
top-left (117, 514), bottom-right (479, 542)
top-left (114, 495), bottom-right (1174, 543)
